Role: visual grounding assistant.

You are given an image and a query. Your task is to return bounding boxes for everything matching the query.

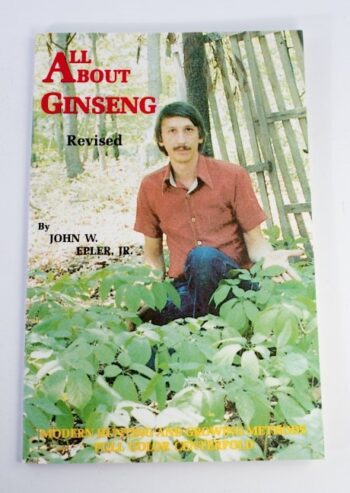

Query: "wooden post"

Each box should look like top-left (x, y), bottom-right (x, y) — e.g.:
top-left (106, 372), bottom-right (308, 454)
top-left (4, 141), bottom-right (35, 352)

top-left (214, 39), bottom-right (247, 166)
top-left (274, 32), bottom-right (308, 148)
top-left (289, 30), bottom-right (305, 82)
top-left (229, 35), bottom-right (272, 227)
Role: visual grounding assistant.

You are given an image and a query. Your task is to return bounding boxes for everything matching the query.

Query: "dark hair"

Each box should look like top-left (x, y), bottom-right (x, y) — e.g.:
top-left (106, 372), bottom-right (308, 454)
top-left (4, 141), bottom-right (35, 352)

top-left (154, 101), bottom-right (206, 155)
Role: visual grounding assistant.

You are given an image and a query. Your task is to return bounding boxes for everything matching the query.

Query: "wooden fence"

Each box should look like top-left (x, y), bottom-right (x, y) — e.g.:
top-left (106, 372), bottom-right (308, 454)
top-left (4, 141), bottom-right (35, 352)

top-left (203, 31), bottom-right (311, 247)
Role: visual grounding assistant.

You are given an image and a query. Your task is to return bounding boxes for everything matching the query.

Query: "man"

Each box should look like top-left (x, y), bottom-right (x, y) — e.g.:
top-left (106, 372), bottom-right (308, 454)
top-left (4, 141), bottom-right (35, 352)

top-left (134, 101), bottom-right (302, 325)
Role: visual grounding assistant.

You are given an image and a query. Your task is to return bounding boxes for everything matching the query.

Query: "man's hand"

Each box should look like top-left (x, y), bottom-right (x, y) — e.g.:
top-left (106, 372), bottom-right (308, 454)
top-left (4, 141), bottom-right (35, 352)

top-left (244, 226), bottom-right (303, 283)
top-left (262, 248), bottom-right (303, 282)
top-left (144, 236), bottom-right (166, 280)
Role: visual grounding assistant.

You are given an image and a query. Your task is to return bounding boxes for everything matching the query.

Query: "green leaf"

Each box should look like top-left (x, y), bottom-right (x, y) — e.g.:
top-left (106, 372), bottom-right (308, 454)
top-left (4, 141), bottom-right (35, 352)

top-left (277, 392), bottom-right (306, 420)
top-left (230, 286), bottom-right (245, 298)
top-left (254, 345), bottom-right (270, 360)
top-left (202, 389), bottom-right (225, 421)
top-left (23, 416), bottom-right (36, 437)
top-left (177, 342), bottom-right (205, 363)
top-left (129, 363), bottom-right (155, 379)
top-left (35, 397), bottom-right (63, 415)
top-left (151, 283), bottom-right (168, 310)
top-left (70, 447), bottom-right (97, 464)
top-left (66, 370), bottom-right (92, 409)
top-left (86, 411), bottom-right (107, 430)
top-left (274, 444), bottom-right (312, 460)
top-left (166, 283), bottom-right (181, 308)
top-left (127, 336), bottom-right (152, 365)
top-left (211, 284), bottom-right (231, 306)
top-left (104, 365), bottom-right (122, 378)
top-left (55, 401), bottom-right (74, 429)
top-left (156, 348), bottom-right (170, 371)
top-left (42, 371), bottom-right (66, 401)
top-left (62, 341), bottom-right (93, 365)
top-left (141, 374), bottom-right (161, 401)
top-left (169, 372), bottom-right (185, 392)
top-left (212, 344), bottom-right (241, 367)
top-left (254, 307), bottom-right (279, 335)
top-left (241, 350), bottom-right (260, 379)
top-left (255, 287), bottom-right (272, 306)
top-left (275, 309), bottom-right (299, 344)
top-left (25, 403), bottom-right (51, 429)
top-left (30, 349), bottom-right (53, 360)
top-left (124, 285), bottom-right (141, 311)
top-left (235, 391), bottom-right (255, 425)
top-left (113, 375), bottom-right (138, 402)
top-left (219, 298), bottom-right (237, 320)
top-left (136, 285), bottom-right (156, 309)
top-left (131, 408), bottom-right (156, 427)
top-left (222, 301), bottom-right (247, 331)
top-left (231, 302), bottom-right (247, 330)
top-left (132, 374), bottom-right (150, 395)
top-left (249, 395), bottom-right (271, 426)
top-left (276, 322), bottom-right (293, 350)
top-left (243, 300), bottom-right (259, 322)
top-left (282, 353), bottom-right (308, 376)
top-left (99, 276), bottom-right (115, 300)
top-left (155, 376), bottom-right (167, 410)
top-left (96, 344), bottom-right (115, 364)
top-left (117, 351), bottom-right (131, 368)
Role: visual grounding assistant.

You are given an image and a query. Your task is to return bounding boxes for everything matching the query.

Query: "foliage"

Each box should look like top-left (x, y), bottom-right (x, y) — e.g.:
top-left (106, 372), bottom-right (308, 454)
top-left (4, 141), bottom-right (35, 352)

top-left (23, 260), bottom-right (323, 463)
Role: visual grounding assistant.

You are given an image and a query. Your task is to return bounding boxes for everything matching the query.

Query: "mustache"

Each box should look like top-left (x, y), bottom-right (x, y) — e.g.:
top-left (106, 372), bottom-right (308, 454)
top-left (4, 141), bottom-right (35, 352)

top-left (173, 145), bottom-right (191, 151)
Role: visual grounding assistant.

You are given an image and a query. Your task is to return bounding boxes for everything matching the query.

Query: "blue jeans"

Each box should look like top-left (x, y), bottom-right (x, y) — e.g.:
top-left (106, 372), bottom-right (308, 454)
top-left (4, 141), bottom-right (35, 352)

top-left (143, 246), bottom-right (252, 326)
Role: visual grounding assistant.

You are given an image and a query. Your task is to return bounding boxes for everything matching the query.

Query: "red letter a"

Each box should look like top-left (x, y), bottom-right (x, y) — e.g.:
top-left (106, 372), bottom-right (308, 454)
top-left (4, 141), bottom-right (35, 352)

top-left (42, 52), bottom-right (75, 83)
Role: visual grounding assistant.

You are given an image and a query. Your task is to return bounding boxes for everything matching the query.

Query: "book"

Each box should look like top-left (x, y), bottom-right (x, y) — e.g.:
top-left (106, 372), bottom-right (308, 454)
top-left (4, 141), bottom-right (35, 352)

top-left (23, 30), bottom-right (324, 463)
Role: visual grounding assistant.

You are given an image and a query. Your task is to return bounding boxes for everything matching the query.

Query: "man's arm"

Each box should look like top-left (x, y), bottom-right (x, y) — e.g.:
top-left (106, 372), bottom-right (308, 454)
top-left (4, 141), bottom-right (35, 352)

top-left (144, 235), bottom-right (166, 280)
top-left (243, 225), bottom-right (303, 281)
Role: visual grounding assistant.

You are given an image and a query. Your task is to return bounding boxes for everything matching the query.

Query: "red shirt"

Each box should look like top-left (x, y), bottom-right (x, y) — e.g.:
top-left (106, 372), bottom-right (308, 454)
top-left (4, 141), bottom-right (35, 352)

top-left (134, 154), bottom-right (267, 278)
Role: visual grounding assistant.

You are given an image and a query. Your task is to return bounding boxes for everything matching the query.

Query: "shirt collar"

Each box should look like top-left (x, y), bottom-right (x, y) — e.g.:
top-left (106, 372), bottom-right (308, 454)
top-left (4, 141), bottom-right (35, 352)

top-left (162, 154), bottom-right (214, 192)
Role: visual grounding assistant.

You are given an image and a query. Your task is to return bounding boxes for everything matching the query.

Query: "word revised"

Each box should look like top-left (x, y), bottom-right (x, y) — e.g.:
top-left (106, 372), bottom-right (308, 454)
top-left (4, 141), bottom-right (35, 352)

top-left (41, 50), bottom-right (157, 115)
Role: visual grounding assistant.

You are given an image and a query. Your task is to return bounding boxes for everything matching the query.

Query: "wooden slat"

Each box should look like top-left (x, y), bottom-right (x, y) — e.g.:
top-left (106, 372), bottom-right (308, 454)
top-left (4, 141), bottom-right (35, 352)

top-left (229, 35), bottom-right (272, 225)
top-left (266, 108), bottom-right (306, 123)
top-left (259, 35), bottom-right (311, 205)
top-left (246, 162), bottom-right (272, 173)
top-left (214, 39), bottom-right (247, 166)
top-left (289, 30), bottom-right (305, 81)
top-left (256, 55), bottom-right (311, 243)
top-left (284, 203), bottom-right (311, 214)
top-left (274, 32), bottom-right (308, 147)
top-left (244, 32), bottom-right (293, 239)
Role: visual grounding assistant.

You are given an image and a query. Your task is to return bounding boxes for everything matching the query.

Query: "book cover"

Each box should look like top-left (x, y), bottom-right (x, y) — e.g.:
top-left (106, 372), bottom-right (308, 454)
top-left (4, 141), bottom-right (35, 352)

top-left (23, 31), bottom-right (324, 463)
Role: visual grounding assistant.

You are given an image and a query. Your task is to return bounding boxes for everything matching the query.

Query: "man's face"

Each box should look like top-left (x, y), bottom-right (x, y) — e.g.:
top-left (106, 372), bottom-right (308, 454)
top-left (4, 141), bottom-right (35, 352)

top-left (158, 116), bottom-right (203, 164)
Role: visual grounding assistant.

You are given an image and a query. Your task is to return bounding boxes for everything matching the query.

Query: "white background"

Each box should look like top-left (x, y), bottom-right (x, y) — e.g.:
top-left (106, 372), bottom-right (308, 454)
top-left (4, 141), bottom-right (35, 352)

top-left (1, 0), bottom-right (350, 491)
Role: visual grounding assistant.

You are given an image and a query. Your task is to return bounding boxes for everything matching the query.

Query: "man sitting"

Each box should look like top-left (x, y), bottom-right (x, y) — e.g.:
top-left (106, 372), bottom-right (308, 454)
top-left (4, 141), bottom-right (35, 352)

top-left (134, 101), bottom-right (301, 324)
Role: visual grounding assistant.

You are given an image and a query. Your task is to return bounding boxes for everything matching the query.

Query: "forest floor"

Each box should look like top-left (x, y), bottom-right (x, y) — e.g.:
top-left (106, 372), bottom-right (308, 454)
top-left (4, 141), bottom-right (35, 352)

top-left (28, 156), bottom-right (162, 276)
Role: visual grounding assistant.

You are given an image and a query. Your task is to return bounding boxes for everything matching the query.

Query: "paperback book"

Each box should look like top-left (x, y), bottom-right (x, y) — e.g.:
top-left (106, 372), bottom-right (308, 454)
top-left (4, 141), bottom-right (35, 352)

top-left (23, 31), bottom-right (324, 463)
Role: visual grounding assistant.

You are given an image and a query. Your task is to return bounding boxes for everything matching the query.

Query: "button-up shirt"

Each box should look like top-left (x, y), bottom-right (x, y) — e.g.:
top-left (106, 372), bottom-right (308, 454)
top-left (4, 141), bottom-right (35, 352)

top-left (134, 154), bottom-right (267, 278)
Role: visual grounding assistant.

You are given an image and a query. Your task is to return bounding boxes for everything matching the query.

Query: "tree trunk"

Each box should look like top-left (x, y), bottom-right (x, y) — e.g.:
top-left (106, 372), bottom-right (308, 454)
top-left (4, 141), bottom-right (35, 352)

top-left (54, 113), bottom-right (64, 161)
top-left (55, 33), bottom-right (83, 178)
top-left (145, 33), bottom-right (163, 165)
top-left (147, 33), bottom-right (162, 98)
top-left (91, 33), bottom-right (107, 170)
top-left (183, 33), bottom-right (213, 157)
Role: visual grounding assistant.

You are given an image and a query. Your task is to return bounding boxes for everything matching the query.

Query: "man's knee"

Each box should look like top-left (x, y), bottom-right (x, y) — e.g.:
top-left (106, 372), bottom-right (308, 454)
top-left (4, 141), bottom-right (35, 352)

top-left (185, 246), bottom-right (240, 274)
top-left (186, 246), bottom-right (221, 270)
